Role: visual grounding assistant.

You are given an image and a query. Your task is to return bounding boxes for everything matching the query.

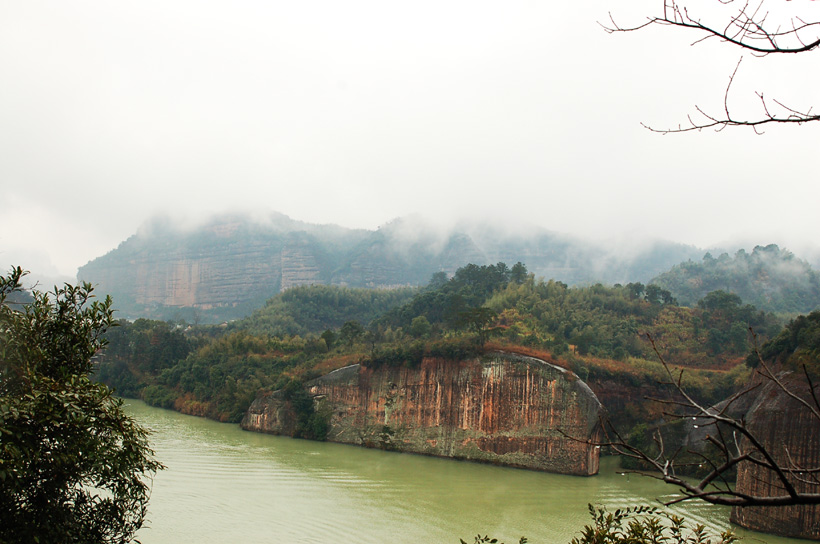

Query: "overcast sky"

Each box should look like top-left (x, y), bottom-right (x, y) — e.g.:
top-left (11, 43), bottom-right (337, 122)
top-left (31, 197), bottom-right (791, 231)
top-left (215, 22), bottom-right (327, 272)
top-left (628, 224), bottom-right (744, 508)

top-left (2, 0), bottom-right (819, 280)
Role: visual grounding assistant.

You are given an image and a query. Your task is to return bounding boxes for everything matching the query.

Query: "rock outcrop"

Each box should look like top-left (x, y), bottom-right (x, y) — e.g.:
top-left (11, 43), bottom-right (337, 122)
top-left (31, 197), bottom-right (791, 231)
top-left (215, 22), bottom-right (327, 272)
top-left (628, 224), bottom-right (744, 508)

top-left (730, 373), bottom-right (820, 540)
top-left (78, 212), bottom-right (703, 322)
top-left (242, 351), bottom-right (603, 475)
top-left (78, 214), bottom-right (368, 321)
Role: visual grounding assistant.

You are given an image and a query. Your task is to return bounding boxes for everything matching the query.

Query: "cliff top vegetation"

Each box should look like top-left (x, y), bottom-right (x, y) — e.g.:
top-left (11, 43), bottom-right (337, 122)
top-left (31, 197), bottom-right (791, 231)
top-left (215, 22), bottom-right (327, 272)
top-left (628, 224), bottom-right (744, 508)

top-left (96, 261), bottom-right (780, 436)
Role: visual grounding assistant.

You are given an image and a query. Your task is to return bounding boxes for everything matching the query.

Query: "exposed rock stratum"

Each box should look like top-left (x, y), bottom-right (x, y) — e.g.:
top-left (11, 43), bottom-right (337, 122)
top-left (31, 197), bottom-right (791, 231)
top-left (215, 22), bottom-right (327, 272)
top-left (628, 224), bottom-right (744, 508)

top-left (78, 212), bottom-right (703, 322)
top-left (242, 351), bottom-right (603, 475)
top-left (730, 373), bottom-right (820, 540)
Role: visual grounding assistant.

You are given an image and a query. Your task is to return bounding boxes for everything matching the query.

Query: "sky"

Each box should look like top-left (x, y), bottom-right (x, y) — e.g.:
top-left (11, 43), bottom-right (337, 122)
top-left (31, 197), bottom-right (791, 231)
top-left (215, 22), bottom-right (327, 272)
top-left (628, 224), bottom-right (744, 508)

top-left (1, 0), bottom-right (819, 282)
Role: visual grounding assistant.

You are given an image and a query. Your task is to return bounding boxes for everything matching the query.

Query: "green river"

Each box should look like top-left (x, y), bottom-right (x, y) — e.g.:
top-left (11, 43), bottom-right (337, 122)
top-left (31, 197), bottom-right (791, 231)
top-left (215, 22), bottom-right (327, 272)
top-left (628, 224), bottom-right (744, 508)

top-left (126, 400), bottom-right (798, 544)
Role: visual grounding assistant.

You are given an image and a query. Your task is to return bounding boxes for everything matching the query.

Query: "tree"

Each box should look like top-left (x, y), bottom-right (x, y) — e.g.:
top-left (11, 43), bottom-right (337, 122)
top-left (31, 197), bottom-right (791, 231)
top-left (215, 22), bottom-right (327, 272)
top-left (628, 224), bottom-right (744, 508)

top-left (697, 290), bottom-right (742, 313)
top-left (458, 307), bottom-right (501, 347)
top-left (0, 267), bottom-right (162, 544)
top-left (428, 271), bottom-right (449, 290)
top-left (510, 262), bottom-right (529, 285)
top-left (605, 0), bottom-right (820, 132)
top-left (409, 315), bottom-right (433, 338)
top-left (339, 320), bottom-right (365, 347)
top-left (626, 282), bottom-right (645, 300)
top-left (644, 284), bottom-right (675, 305)
top-left (321, 329), bottom-right (337, 350)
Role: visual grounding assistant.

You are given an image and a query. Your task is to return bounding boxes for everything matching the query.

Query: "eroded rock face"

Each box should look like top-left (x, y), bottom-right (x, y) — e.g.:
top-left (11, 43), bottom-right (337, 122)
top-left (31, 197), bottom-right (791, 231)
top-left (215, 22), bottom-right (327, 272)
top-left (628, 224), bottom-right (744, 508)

top-left (242, 352), bottom-right (603, 475)
top-left (730, 373), bottom-right (820, 540)
top-left (79, 213), bottom-right (704, 322)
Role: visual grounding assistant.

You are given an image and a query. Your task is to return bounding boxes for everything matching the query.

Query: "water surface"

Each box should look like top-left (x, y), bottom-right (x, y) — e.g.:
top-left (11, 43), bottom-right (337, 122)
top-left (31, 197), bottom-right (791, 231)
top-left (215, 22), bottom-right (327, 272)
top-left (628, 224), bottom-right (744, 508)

top-left (127, 400), bottom-right (796, 544)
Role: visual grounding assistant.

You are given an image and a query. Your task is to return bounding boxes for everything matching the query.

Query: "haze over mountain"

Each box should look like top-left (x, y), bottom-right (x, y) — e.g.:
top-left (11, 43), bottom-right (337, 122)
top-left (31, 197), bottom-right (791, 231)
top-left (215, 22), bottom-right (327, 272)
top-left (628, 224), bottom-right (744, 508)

top-left (3, 1), bottom-right (819, 300)
top-left (651, 244), bottom-right (820, 315)
top-left (77, 211), bottom-right (708, 322)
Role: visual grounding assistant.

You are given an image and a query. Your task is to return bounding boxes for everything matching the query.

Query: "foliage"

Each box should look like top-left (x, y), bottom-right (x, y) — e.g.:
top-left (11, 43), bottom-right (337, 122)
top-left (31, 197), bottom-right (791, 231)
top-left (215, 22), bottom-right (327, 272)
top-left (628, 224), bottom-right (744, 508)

top-left (281, 379), bottom-right (330, 440)
top-left (141, 332), bottom-right (292, 421)
top-left (409, 315), bottom-right (432, 338)
top-left (484, 277), bottom-right (777, 366)
top-left (463, 504), bottom-right (736, 544)
top-left (569, 504), bottom-right (737, 544)
top-left (361, 337), bottom-right (483, 369)
top-left (339, 320), bottom-right (365, 347)
top-left (105, 264), bottom-right (519, 410)
top-left (652, 246), bottom-right (820, 314)
top-left (97, 320), bottom-right (344, 422)
top-left (460, 536), bottom-right (528, 544)
top-left (237, 284), bottom-right (416, 337)
top-left (751, 310), bottom-right (820, 374)
top-left (694, 291), bottom-right (776, 357)
top-left (457, 307), bottom-right (502, 346)
top-left (0, 267), bottom-right (162, 544)
top-left (378, 262), bottom-right (771, 366)
top-left (96, 318), bottom-right (193, 398)
top-left (377, 262), bottom-right (525, 330)
top-left (97, 260), bottom-right (781, 435)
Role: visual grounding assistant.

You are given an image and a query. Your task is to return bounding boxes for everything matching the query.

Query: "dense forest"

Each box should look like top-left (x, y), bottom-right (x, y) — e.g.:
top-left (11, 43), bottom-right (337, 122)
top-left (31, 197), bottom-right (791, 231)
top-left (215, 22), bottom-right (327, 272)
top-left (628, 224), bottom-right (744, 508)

top-left (95, 261), bottom-right (785, 444)
top-left (652, 244), bottom-right (820, 314)
top-left (236, 284), bottom-right (416, 337)
top-left (753, 309), bottom-right (820, 374)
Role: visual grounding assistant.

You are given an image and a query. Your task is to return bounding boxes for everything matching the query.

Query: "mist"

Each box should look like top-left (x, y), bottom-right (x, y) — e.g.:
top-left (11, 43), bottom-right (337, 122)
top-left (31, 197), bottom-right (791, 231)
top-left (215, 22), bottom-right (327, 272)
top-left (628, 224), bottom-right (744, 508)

top-left (1, 0), bottom-right (818, 279)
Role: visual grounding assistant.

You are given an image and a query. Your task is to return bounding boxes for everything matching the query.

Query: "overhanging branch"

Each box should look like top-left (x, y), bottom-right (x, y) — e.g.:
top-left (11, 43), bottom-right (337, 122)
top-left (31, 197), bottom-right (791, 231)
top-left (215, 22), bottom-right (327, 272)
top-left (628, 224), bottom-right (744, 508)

top-left (603, 0), bottom-right (820, 132)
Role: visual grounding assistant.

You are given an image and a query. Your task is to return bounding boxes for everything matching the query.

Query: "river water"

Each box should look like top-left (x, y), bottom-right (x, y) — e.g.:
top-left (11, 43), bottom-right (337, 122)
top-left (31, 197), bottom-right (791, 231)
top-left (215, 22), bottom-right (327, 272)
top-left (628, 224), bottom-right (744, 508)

top-left (126, 400), bottom-right (797, 544)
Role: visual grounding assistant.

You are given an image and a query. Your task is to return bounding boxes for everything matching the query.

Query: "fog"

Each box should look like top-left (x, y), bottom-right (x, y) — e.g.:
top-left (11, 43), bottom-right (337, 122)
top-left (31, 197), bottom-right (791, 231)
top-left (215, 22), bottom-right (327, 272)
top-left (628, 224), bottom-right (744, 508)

top-left (1, 0), bottom-right (819, 281)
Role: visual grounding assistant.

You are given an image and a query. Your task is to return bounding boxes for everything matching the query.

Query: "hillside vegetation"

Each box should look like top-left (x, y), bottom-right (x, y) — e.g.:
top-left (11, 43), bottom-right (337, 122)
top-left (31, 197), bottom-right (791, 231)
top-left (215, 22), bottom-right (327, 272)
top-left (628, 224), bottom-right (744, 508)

top-left (652, 244), bottom-right (820, 314)
top-left (96, 262), bottom-right (781, 436)
top-left (753, 310), bottom-right (820, 375)
top-left (79, 212), bottom-right (702, 322)
top-left (235, 284), bottom-right (416, 337)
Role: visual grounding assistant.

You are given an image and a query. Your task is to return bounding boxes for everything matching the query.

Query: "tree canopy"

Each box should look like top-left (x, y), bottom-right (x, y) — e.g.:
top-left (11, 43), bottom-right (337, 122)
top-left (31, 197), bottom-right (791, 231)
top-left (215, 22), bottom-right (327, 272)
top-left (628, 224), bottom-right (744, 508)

top-left (0, 267), bottom-right (162, 544)
top-left (652, 245), bottom-right (820, 314)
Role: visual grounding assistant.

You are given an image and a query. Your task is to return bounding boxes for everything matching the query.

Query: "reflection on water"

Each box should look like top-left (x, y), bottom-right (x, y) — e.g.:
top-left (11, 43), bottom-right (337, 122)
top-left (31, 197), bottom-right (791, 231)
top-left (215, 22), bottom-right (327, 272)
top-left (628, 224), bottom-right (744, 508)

top-left (127, 400), bottom-right (791, 544)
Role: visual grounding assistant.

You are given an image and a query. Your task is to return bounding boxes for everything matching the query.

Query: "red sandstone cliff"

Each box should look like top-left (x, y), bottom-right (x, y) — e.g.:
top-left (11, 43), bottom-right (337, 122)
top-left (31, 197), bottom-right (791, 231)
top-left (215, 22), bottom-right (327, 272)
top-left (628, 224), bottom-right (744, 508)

top-left (242, 351), bottom-right (603, 475)
top-left (730, 372), bottom-right (820, 540)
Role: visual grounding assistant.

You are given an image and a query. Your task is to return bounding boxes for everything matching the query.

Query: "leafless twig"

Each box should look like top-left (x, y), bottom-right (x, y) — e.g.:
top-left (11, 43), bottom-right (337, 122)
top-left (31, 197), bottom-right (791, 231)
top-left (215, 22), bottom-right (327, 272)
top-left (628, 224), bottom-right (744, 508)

top-left (594, 333), bottom-right (820, 507)
top-left (604, 0), bottom-right (820, 132)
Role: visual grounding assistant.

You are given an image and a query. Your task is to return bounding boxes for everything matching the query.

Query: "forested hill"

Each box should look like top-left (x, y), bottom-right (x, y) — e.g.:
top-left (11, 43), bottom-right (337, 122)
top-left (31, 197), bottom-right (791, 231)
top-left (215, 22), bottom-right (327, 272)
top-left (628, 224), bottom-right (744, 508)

top-left (96, 261), bottom-right (780, 429)
top-left (235, 284), bottom-right (417, 338)
top-left (752, 310), bottom-right (820, 373)
top-left (78, 211), bottom-right (702, 322)
top-left (651, 244), bottom-right (820, 314)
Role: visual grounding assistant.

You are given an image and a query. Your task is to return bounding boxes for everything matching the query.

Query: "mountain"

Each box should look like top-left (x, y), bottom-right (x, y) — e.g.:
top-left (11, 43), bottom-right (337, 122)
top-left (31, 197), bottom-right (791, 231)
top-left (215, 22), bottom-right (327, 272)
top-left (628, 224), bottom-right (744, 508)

top-left (78, 211), bottom-right (703, 322)
top-left (651, 244), bottom-right (820, 314)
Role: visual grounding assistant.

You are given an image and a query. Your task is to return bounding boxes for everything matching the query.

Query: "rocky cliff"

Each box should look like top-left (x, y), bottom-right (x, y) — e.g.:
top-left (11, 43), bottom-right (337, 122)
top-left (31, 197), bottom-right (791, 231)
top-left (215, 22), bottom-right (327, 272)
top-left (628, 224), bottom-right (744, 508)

top-left (730, 373), bottom-right (820, 540)
top-left (79, 212), bottom-right (703, 322)
top-left (241, 351), bottom-right (603, 475)
top-left (78, 214), bottom-right (369, 321)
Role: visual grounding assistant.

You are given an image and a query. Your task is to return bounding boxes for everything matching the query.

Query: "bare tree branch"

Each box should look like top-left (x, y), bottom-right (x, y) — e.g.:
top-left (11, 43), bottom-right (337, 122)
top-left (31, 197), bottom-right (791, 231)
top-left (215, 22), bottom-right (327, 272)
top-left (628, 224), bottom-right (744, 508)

top-left (603, 1), bottom-right (820, 54)
top-left (604, 0), bottom-right (820, 132)
top-left (587, 332), bottom-right (820, 507)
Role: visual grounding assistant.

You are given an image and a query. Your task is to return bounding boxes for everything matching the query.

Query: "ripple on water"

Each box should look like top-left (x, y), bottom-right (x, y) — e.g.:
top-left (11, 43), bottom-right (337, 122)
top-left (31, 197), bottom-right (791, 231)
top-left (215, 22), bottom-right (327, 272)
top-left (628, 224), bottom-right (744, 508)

top-left (126, 401), bottom-right (805, 544)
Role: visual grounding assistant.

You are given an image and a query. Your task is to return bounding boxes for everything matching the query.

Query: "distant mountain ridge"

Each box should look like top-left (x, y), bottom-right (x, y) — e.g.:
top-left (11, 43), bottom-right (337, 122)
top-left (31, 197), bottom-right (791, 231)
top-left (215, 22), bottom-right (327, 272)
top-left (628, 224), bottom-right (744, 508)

top-left (79, 211), bottom-right (704, 322)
